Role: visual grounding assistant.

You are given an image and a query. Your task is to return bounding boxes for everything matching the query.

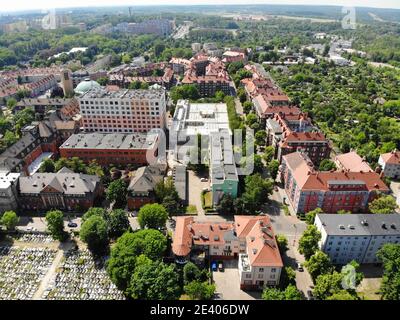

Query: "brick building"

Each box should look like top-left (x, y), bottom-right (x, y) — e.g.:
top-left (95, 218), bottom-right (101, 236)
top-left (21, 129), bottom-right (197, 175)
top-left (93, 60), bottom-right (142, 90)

top-left (59, 132), bottom-right (159, 167)
top-left (280, 152), bottom-right (390, 214)
top-left (18, 167), bottom-right (102, 212)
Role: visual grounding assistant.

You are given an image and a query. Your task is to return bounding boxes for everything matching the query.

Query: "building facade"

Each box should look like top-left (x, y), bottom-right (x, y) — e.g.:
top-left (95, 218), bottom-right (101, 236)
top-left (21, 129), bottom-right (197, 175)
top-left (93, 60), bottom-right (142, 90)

top-left (378, 150), bottom-right (400, 179)
top-left (79, 87), bottom-right (167, 133)
top-left (59, 132), bottom-right (159, 167)
top-left (0, 172), bottom-right (20, 213)
top-left (18, 168), bottom-right (102, 212)
top-left (315, 214), bottom-right (400, 264)
top-left (280, 152), bottom-right (389, 214)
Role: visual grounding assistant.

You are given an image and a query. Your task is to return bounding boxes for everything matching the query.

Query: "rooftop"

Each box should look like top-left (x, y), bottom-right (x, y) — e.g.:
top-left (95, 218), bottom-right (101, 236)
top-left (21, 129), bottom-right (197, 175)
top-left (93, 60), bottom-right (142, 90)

top-left (380, 150), bottom-right (400, 165)
top-left (79, 86), bottom-right (165, 100)
top-left (60, 132), bottom-right (159, 150)
top-left (335, 151), bottom-right (373, 172)
top-left (316, 214), bottom-right (400, 236)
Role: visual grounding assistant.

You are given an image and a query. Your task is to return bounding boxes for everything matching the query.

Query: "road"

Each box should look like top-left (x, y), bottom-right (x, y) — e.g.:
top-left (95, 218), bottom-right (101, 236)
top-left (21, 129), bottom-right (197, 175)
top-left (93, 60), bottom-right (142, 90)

top-left (234, 97), bottom-right (244, 116)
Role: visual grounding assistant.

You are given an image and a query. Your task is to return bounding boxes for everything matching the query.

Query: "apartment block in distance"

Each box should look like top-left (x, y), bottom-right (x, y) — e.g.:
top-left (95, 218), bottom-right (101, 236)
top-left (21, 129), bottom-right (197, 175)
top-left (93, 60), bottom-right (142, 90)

top-left (315, 213), bottom-right (400, 264)
top-left (59, 132), bottom-right (159, 167)
top-left (79, 87), bottom-right (167, 133)
top-left (280, 152), bottom-right (389, 214)
top-left (172, 216), bottom-right (283, 290)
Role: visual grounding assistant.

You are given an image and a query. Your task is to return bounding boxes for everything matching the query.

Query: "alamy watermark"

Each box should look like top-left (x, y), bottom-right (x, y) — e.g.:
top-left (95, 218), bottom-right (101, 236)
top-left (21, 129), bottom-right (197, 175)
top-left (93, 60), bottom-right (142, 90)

top-left (342, 6), bottom-right (357, 30)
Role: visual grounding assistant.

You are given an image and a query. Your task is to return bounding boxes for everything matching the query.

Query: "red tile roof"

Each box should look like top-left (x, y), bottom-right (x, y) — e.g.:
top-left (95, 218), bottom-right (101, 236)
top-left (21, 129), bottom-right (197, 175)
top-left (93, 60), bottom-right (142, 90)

top-left (380, 151), bottom-right (400, 165)
top-left (335, 151), bottom-right (373, 172)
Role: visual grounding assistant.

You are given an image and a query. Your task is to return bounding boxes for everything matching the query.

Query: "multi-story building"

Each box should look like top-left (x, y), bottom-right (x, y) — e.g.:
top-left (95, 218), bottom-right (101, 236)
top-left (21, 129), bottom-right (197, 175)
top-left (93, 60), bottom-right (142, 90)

top-left (18, 167), bottom-right (103, 212)
top-left (114, 19), bottom-right (172, 36)
top-left (335, 151), bottom-right (373, 173)
top-left (280, 152), bottom-right (389, 214)
top-left (0, 172), bottom-right (20, 213)
top-left (127, 164), bottom-right (166, 210)
top-left (315, 213), bottom-right (400, 264)
top-left (209, 130), bottom-right (239, 206)
top-left (267, 113), bottom-right (331, 165)
top-left (59, 132), bottom-right (159, 167)
top-left (378, 150), bottom-right (400, 179)
top-left (172, 216), bottom-right (283, 290)
top-left (79, 87), bottom-right (167, 133)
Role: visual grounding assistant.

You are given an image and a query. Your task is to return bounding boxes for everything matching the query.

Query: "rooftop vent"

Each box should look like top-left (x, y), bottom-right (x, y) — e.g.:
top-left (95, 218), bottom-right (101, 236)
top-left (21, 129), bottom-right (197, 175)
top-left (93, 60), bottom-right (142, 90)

top-left (361, 220), bottom-right (368, 226)
top-left (348, 225), bottom-right (355, 230)
top-left (339, 225), bottom-right (345, 230)
top-left (382, 223), bottom-right (387, 229)
top-left (252, 249), bottom-right (258, 255)
top-left (391, 224), bottom-right (396, 230)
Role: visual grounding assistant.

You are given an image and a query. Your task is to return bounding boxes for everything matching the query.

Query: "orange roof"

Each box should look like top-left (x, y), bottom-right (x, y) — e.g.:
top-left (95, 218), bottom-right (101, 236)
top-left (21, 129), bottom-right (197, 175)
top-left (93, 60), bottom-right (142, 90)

top-left (381, 151), bottom-right (400, 165)
top-left (172, 217), bottom-right (194, 257)
top-left (235, 216), bottom-right (283, 267)
top-left (335, 151), bottom-right (373, 172)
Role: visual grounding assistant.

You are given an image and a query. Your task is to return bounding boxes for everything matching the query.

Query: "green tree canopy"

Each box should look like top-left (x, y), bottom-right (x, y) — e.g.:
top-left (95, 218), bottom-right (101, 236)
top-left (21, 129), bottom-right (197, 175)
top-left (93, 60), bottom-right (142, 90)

top-left (80, 215), bottom-right (109, 255)
top-left (184, 281), bottom-right (216, 300)
top-left (0, 211), bottom-right (19, 230)
top-left (377, 243), bottom-right (400, 300)
top-left (305, 250), bottom-right (334, 282)
top-left (299, 225), bottom-right (322, 260)
top-left (305, 208), bottom-right (323, 225)
top-left (106, 179), bottom-right (128, 207)
top-left (369, 195), bottom-right (398, 214)
top-left (45, 210), bottom-right (66, 241)
top-left (138, 203), bottom-right (168, 230)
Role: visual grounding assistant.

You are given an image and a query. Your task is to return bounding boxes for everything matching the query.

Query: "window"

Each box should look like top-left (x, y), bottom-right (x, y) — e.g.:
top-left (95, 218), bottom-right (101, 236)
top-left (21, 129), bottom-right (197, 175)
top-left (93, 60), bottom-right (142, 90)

top-left (259, 268), bottom-right (264, 272)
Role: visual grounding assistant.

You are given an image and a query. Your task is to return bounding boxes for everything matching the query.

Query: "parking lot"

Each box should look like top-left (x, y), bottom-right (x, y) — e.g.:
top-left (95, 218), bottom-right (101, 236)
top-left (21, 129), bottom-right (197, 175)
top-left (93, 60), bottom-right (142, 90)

top-left (212, 259), bottom-right (261, 300)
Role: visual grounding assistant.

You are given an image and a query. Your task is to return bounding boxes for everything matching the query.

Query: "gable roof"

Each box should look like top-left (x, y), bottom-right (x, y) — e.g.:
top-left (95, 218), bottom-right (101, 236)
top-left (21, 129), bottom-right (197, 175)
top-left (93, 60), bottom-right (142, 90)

top-left (128, 165), bottom-right (164, 193)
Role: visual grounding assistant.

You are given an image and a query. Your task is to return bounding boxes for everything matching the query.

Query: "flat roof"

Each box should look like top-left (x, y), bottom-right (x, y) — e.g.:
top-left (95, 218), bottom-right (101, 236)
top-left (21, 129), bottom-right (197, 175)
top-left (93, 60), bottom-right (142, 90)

top-left (79, 87), bottom-right (165, 100)
top-left (60, 132), bottom-right (159, 150)
top-left (317, 214), bottom-right (400, 236)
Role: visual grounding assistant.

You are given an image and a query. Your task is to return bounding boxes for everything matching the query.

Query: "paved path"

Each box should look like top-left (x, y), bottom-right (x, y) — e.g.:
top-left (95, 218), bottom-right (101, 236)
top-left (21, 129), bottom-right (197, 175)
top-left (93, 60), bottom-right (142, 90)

top-left (188, 170), bottom-right (209, 216)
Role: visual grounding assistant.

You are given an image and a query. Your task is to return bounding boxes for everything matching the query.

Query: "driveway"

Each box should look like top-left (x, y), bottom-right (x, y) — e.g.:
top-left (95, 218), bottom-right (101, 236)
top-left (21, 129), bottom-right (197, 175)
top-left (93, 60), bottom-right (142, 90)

top-left (188, 170), bottom-right (209, 216)
top-left (212, 260), bottom-right (261, 300)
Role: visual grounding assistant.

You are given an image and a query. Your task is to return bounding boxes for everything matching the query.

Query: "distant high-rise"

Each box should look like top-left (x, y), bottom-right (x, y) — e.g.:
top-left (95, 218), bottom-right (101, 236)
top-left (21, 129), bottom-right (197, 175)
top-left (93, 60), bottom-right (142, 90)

top-left (61, 69), bottom-right (74, 97)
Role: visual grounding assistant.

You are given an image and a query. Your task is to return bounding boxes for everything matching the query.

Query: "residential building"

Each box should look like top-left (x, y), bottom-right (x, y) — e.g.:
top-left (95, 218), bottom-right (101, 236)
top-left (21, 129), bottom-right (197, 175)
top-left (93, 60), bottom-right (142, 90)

top-left (127, 164), bottom-right (166, 210)
top-left (315, 214), bottom-right (400, 264)
top-left (280, 152), bottom-right (389, 214)
top-left (378, 150), bottom-right (400, 179)
top-left (114, 19), bottom-right (172, 36)
top-left (18, 167), bottom-right (103, 212)
top-left (335, 151), bottom-right (373, 173)
top-left (0, 172), bottom-right (20, 213)
top-left (59, 132), bottom-right (159, 167)
top-left (79, 87), bottom-right (167, 133)
top-left (172, 215), bottom-right (283, 290)
top-left (209, 130), bottom-right (239, 206)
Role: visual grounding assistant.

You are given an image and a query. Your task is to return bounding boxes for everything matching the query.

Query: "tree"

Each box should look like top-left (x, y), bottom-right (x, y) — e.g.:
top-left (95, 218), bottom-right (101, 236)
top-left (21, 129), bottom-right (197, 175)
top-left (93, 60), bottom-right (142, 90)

top-left (138, 204), bottom-right (168, 230)
top-left (276, 234), bottom-right (288, 253)
top-left (45, 210), bottom-right (66, 241)
top-left (0, 211), bottom-right (19, 230)
top-left (305, 208), bottom-right (323, 225)
top-left (184, 281), bottom-right (216, 300)
top-left (369, 195), bottom-right (398, 214)
top-left (106, 179), bottom-right (128, 207)
top-left (377, 244), bottom-right (400, 300)
top-left (299, 225), bottom-right (322, 260)
top-left (241, 174), bottom-right (274, 213)
top-left (319, 159), bottom-right (337, 171)
top-left (305, 251), bottom-right (334, 282)
top-left (80, 215), bottom-right (109, 255)
top-left (326, 290), bottom-right (358, 300)
top-left (255, 130), bottom-right (267, 146)
top-left (263, 146), bottom-right (275, 163)
top-left (262, 284), bottom-right (302, 300)
top-left (243, 101), bottom-right (253, 114)
top-left (155, 177), bottom-right (181, 215)
top-left (39, 158), bottom-right (55, 173)
top-left (82, 207), bottom-right (107, 222)
top-left (313, 272), bottom-right (344, 300)
top-left (170, 85), bottom-right (200, 103)
top-left (183, 262), bottom-right (201, 285)
top-left (127, 260), bottom-right (181, 300)
top-left (108, 209), bottom-right (130, 238)
top-left (107, 230), bottom-right (167, 291)
top-left (215, 194), bottom-right (235, 215)
top-left (268, 160), bottom-right (280, 180)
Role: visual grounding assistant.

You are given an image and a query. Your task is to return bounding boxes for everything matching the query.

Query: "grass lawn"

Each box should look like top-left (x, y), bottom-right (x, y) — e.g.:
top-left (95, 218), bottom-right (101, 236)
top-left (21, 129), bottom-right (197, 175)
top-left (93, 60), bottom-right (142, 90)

top-left (204, 191), bottom-right (213, 208)
top-left (185, 205), bottom-right (197, 215)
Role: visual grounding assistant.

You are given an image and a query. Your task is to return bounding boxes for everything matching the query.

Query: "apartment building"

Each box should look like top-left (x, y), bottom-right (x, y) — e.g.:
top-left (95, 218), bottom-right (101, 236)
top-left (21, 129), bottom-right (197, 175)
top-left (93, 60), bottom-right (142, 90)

top-left (172, 216), bottom-right (283, 290)
top-left (79, 87), bottom-right (167, 133)
top-left (280, 152), bottom-right (389, 214)
top-left (378, 150), bottom-right (400, 179)
top-left (59, 132), bottom-right (159, 167)
top-left (335, 151), bottom-right (373, 173)
top-left (315, 214), bottom-right (400, 264)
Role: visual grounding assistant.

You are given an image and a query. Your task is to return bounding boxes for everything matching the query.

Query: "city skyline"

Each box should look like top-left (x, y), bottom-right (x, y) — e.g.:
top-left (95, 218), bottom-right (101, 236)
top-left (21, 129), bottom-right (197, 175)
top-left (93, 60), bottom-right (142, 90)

top-left (1, 0), bottom-right (400, 13)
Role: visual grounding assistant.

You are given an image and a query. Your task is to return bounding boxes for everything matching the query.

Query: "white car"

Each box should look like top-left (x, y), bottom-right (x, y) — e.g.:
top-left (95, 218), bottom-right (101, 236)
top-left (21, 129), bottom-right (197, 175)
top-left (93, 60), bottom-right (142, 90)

top-left (200, 178), bottom-right (208, 182)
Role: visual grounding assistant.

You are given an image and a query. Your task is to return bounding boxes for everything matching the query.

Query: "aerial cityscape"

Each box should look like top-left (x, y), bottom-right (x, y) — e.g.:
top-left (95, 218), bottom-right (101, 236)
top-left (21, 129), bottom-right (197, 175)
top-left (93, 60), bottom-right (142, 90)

top-left (0, 1), bottom-right (400, 305)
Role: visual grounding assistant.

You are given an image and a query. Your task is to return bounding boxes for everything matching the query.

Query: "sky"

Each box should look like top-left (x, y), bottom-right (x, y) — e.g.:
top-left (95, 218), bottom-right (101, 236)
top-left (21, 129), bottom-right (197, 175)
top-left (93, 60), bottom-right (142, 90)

top-left (1, 0), bottom-right (400, 13)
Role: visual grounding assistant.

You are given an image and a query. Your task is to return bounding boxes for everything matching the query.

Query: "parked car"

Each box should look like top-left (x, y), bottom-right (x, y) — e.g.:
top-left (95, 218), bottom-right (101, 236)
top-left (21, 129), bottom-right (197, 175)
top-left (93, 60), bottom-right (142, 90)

top-left (211, 261), bottom-right (218, 272)
top-left (218, 261), bottom-right (224, 272)
top-left (307, 289), bottom-right (314, 300)
top-left (297, 263), bottom-right (304, 272)
top-left (200, 178), bottom-right (208, 182)
top-left (68, 222), bottom-right (78, 228)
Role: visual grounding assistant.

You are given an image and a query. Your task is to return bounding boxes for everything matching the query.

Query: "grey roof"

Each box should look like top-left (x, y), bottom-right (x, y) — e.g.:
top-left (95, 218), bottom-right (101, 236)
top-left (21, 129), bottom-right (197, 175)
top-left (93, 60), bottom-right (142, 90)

top-left (79, 87), bottom-right (165, 100)
top-left (173, 165), bottom-right (187, 202)
top-left (128, 165), bottom-right (164, 194)
top-left (317, 214), bottom-right (400, 236)
top-left (19, 168), bottom-right (100, 195)
top-left (266, 119), bottom-right (283, 134)
top-left (60, 132), bottom-right (158, 150)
